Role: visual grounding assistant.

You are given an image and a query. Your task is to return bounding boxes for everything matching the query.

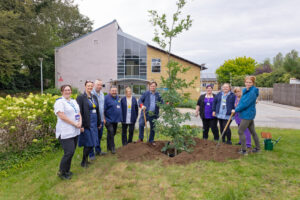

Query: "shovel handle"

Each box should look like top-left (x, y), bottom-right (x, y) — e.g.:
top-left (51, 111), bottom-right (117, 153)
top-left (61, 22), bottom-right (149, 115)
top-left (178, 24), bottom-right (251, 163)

top-left (217, 112), bottom-right (235, 145)
top-left (143, 109), bottom-right (147, 128)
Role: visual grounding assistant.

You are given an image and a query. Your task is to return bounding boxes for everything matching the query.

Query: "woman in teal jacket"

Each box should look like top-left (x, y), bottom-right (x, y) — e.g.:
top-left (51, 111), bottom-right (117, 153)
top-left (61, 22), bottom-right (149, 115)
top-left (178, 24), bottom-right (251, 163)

top-left (234, 76), bottom-right (260, 155)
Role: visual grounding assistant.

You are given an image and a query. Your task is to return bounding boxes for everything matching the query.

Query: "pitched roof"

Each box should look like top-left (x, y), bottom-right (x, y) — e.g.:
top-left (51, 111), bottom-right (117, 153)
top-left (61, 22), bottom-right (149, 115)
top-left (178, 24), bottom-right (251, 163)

top-left (56, 19), bottom-right (120, 50)
top-left (147, 44), bottom-right (207, 71)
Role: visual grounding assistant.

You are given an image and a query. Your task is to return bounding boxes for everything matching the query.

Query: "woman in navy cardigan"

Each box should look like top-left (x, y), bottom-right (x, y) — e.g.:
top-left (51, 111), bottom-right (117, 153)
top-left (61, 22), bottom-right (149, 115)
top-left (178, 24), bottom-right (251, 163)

top-left (212, 83), bottom-right (235, 144)
top-left (120, 87), bottom-right (139, 146)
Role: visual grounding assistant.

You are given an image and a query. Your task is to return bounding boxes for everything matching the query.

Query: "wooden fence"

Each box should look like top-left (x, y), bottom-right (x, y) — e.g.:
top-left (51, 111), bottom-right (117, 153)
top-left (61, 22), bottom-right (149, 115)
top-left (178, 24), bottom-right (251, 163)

top-left (273, 84), bottom-right (300, 107)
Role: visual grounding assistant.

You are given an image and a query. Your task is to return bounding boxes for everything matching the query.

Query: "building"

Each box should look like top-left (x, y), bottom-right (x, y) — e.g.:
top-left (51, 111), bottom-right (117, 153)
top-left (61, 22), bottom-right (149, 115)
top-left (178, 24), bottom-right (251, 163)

top-left (200, 73), bottom-right (219, 92)
top-left (55, 20), bottom-right (207, 99)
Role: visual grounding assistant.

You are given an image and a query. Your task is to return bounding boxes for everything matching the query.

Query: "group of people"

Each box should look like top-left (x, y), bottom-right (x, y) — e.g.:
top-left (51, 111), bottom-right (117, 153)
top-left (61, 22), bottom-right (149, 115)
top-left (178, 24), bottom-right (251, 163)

top-left (54, 80), bottom-right (162, 179)
top-left (54, 76), bottom-right (260, 180)
top-left (195, 75), bottom-right (260, 155)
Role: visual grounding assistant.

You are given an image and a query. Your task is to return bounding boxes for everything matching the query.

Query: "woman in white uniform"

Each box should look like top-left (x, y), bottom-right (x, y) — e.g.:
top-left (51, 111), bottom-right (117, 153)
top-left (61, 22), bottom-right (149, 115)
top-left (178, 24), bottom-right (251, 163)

top-left (54, 85), bottom-right (82, 180)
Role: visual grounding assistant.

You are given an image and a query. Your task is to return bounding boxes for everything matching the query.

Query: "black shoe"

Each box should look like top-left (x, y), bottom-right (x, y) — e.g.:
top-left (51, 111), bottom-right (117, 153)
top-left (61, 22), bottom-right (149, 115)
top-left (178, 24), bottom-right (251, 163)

top-left (66, 171), bottom-right (73, 177)
top-left (57, 171), bottom-right (71, 180)
top-left (252, 148), bottom-right (261, 153)
top-left (226, 141), bottom-right (232, 145)
top-left (81, 162), bottom-right (88, 168)
top-left (111, 148), bottom-right (116, 154)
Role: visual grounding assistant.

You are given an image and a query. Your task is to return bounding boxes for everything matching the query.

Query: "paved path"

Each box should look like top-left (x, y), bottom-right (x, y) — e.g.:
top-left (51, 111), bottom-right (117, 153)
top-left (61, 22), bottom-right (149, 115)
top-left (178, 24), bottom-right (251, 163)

top-left (179, 101), bottom-right (300, 129)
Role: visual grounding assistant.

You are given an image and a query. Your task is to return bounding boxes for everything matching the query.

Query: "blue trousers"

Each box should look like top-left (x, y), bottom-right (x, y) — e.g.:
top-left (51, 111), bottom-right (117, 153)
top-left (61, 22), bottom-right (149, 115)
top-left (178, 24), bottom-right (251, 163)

top-left (89, 122), bottom-right (104, 158)
top-left (139, 114), bottom-right (156, 143)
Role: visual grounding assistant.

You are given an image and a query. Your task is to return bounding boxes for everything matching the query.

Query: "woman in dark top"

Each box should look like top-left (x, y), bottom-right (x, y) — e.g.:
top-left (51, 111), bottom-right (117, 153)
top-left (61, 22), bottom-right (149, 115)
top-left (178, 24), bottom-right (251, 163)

top-left (195, 85), bottom-right (219, 140)
top-left (120, 87), bottom-right (139, 146)
top-left (76, 80), bottom-right (101, 167)
top-left (212, 83), bottom-right (236, 144)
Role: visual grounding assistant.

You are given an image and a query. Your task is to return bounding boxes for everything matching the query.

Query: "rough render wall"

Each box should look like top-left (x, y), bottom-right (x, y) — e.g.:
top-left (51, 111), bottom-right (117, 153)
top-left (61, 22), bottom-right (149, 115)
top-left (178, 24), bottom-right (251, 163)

top-left (147, 46), bottom-right (201, 100)
top-left (55, 22), bottom-right (118, 93)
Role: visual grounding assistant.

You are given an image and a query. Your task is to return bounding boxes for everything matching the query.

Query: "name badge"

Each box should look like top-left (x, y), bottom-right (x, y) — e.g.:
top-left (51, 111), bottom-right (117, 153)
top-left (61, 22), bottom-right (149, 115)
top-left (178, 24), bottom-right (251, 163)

top-left (117, 105), bottom-right (120, 109)
top-left (75, 114), bottom-right (80, 121)
top-left (92, 109), bottom-right (96, 113)
top-left (207, 102), bottom-right (210, 106)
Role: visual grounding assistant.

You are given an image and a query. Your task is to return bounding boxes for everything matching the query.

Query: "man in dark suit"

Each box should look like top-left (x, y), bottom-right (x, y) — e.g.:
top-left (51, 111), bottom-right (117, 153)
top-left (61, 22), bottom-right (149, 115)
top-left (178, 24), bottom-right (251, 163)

top-left (137, 81), bottom-right (163, 145)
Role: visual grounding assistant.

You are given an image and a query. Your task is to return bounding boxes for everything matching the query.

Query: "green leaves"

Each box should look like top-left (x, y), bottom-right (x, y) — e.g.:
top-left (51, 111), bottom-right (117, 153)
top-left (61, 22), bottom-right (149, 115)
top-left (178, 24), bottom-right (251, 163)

top-left (283, 50), bottom-right (300, 79)
top-left (216, 56), bottom-right (256, 84)
top-left (148, 0), bottom-right (192, 53)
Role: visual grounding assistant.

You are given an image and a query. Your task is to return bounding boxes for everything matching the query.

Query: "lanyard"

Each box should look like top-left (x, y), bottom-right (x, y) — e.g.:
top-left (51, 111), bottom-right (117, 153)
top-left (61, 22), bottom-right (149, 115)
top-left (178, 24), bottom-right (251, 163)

top-left (65, 99), bottom-right (78, 113)
top-left (88, 97), bottom-right (96, 108)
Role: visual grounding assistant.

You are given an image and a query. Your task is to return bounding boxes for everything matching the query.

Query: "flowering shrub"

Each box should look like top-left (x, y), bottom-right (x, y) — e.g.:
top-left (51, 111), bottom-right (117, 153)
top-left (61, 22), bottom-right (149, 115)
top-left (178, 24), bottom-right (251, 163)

top-left (0, 93), bottom-right (66, 152)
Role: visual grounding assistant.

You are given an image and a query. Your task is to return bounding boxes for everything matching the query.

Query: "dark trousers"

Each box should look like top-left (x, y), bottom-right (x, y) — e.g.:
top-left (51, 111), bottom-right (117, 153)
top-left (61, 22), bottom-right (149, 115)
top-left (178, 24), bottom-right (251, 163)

top-left (121, 123), bottom-right (135, 146)
top-left (82, 146), bottom-right (92, 164)
top-left (59, 136), bottom-right (78, 174)
top-left (105, 122), bottom-right (118, 151)
top-left (218, 119), bottom-right (232, 143)
top-left (139, 115), bottom-right (156, 143)
top-left (89, 122), bottom-right (104, 158)
top-left (202, 118), bottom-right (219, 140)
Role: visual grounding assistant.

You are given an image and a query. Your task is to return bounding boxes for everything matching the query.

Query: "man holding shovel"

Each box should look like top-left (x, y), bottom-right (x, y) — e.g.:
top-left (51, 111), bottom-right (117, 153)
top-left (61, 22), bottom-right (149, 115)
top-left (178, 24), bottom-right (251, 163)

top-left (137, 81), bottom-right (163, 145)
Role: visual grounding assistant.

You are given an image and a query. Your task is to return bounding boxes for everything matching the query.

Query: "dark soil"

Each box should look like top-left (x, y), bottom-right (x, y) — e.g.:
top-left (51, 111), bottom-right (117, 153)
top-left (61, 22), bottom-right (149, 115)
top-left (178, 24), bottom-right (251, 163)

top-left (117, 138), bottom-right (241, 165)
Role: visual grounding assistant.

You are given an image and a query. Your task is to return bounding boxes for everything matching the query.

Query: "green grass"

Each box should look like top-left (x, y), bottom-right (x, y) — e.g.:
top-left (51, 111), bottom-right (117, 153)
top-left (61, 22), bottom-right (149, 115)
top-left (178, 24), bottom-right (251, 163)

top-left (1, 127), bottom-right (300, 200)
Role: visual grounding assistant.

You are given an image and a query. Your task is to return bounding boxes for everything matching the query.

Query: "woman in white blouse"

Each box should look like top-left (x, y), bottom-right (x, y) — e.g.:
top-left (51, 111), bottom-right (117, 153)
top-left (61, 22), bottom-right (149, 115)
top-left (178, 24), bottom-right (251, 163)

top-left (54, 85), bottom-right (82, 180)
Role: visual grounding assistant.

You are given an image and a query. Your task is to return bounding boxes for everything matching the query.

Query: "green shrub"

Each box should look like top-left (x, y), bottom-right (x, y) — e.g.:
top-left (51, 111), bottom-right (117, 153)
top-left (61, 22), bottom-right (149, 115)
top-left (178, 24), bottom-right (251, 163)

top-left (45, 87), bottom-right (80, 96)
top-left (176, 99), bottom-right (197, 109)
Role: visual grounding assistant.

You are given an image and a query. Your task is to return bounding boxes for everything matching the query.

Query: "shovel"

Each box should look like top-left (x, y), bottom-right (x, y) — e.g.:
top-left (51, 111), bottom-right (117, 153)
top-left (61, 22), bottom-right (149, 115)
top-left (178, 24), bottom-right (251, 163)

top-left (216, 112), bottom-right (235, 146)
top-left (143, 109), bottom-right (149, 142)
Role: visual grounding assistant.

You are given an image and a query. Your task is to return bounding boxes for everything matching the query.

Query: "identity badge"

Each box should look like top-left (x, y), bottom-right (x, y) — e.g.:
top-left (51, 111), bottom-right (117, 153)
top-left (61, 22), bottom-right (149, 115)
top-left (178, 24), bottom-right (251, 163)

top-left (117, 105), bottom-right (120, 109)
top-left (75, 114), bottom-right (80, 122)
top-left (207, 102), bottom-right (210, 106)
top-left (92, 109), bottom-right (96, 113)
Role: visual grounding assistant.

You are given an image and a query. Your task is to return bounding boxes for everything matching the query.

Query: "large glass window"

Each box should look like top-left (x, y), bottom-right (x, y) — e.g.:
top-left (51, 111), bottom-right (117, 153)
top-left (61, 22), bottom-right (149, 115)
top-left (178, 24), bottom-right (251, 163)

top-left (117, 34), bottom-right (147, 79)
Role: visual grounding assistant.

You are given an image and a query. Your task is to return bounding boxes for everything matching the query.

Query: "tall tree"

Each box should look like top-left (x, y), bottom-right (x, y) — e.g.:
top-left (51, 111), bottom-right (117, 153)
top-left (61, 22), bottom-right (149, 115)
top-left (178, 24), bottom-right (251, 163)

top-left (273, 52), bottom-right (284, 69)
top-left (0, 0), bottom-right (93, 90)
top-left (149, 0), bottom-right (199, 155)
top-left (216, 56), bottom-right (256, 84)
top-left (283, 49), bottom-right (300, 79)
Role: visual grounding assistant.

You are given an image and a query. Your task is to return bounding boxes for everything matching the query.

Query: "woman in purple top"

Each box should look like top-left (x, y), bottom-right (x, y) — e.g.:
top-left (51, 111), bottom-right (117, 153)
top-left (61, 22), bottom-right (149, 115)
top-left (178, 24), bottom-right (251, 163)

top-left (195, 85), bottom-right (219, 140)
top-left (234, 87), bottom-right (251, 148)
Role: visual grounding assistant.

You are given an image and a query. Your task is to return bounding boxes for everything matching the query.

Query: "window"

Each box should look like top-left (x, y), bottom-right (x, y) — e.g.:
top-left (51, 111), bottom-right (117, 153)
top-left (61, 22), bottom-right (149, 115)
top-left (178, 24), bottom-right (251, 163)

top-left (152, 58), bottom-right (161, 73)
top-left (117, 34), bottom-right (147, 79)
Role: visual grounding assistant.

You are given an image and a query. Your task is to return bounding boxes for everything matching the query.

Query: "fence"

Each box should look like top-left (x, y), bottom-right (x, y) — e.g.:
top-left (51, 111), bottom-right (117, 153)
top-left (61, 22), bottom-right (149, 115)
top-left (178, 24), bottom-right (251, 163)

top-left (273, 84), bottom-right (300, 107)
top-left (232, 87), bottom-right (273, 101)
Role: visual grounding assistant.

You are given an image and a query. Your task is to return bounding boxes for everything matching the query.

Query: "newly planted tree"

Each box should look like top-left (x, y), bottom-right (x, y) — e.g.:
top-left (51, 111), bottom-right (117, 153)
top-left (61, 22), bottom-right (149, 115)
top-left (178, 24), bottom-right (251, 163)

top-left (149, 0), bottom-right (199, 155)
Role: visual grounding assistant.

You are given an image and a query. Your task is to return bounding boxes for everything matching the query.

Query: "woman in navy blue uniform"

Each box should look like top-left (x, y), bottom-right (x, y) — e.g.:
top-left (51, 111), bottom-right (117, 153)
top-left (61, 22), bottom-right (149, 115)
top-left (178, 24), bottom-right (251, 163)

top-left (212, 83), bottom-right (235, 144)
top-left (120, 87), bottom-right (139, 146)
top-left (76, 81), bottom-right (101, 167)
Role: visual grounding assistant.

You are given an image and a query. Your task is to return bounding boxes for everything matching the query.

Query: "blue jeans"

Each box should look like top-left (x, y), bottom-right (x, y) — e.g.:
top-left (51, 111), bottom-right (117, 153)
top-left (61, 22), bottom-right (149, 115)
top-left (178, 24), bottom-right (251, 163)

top-left (89, 122), bottom-right (104, 158)
top-left (139, 114), bottom-right (156, 143)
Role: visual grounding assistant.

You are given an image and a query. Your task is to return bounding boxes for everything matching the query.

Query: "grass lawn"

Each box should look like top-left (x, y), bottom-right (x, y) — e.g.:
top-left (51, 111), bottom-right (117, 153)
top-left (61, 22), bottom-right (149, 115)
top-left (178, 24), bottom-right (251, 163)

top-left (1, 127), bottom-right (300, 200)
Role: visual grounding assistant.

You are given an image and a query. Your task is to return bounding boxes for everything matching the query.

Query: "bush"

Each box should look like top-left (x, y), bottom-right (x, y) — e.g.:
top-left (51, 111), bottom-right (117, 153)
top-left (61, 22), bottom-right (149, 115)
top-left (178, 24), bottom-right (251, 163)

top-left (45, 87), bottom-right (80, 96)
top-left (0, 94), bottom-right (58, 153)
top-left (176, 99), bottom-right (197, 109)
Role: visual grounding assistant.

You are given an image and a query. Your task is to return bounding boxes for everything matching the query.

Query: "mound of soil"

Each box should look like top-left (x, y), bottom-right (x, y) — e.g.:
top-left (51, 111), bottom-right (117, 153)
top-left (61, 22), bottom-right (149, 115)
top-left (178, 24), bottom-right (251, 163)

top-left (117, 138), bottom-right (241, 165)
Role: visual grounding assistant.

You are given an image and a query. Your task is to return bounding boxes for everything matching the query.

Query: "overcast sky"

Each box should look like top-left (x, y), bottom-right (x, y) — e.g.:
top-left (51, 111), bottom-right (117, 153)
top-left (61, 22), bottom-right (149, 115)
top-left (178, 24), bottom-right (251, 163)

top-left (74, 0), bottom-right (300, 73)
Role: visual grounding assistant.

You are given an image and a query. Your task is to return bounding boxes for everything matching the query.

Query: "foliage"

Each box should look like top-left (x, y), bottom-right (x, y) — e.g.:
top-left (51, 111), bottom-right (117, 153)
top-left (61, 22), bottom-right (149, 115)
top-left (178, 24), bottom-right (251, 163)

top-left (176, 98), bottom-right (197, 109)
top-left (283, 49), bottom-right (300, 79)
top-left (0, 93), bottom-right (61, 152)
top-left (45, 87), bottom-right (80, 96)
top-left (273, 52), bottom-right (284, 69)
top-left (149, 0), bottom-right (199, 154)
top-left (254, 59), bottom-right (272, 75)
top-left (216, 56), bottom-right (256, 84)
top-left (0, 0), bottom-right (93, 91)
top-left (255, 69), bottom-right (290, 87)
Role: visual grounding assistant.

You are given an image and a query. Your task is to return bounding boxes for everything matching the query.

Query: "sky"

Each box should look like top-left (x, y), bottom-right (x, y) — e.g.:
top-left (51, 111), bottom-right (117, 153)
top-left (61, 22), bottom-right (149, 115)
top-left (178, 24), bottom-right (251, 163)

top-left (74, 0), bottom-right (300, 73)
